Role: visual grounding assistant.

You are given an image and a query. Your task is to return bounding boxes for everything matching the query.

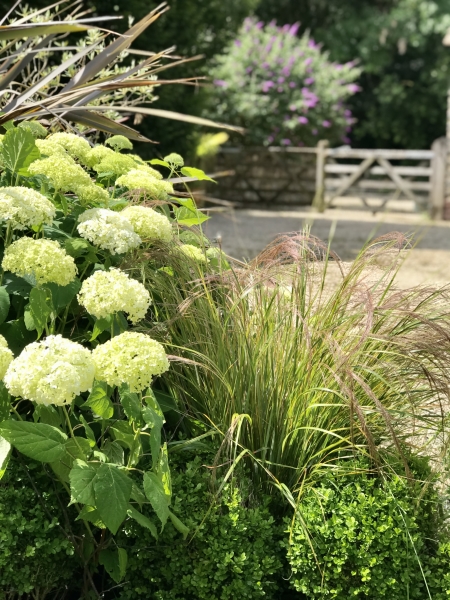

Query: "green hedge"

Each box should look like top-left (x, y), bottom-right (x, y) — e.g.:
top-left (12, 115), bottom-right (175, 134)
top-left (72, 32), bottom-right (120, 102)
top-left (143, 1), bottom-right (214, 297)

top-left (116, 455), bottom-right (287, 599)
top-left (286, 459), bottom-right (449, 599)
top-left (0, 456), bottom-right (79, 598)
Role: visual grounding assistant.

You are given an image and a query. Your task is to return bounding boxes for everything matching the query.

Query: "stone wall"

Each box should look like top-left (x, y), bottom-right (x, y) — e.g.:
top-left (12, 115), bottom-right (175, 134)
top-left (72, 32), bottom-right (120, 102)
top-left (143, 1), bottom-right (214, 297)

top-left (212, 147), bottom-right (317, 206)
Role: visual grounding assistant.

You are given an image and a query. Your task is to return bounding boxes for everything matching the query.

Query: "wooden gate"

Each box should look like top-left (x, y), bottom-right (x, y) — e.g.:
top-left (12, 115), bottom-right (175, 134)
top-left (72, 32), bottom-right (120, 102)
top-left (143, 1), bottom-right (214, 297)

top-left (314, 139), bottom-right (447, 217)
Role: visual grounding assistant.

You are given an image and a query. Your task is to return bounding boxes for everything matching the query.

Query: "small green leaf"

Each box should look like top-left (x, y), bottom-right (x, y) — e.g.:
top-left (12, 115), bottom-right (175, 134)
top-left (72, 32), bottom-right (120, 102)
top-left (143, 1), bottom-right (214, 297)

top-left (28, 287), bottom-right (52, 337)
top-left (130, 482), bottom-right (147, 507)
top-left (168, 510), bottom-right (189, 539)
top-left (0, 420), bottom-right (67, 462)
top-left (102, 440), bottom-right (124, 465)
top-left (142, 390), bottom-right (164, 466)
top-left (119, 383), bottom-right (141, 420)
top-left (1, 127), bottom-right (40, 174)
top-left (46, 279), bottom-right (81, 311)
top-left (79, 414), bottom-right (96, 448)
top-left (33, 404), bottom-right (61, 428)
top-left (99, 547), bottom-right (128, 583)
top-left (174, 206), bottom-right (210, 227)
top-left (76, 505), bottom-right (106, 529)
top-left (69, 459), bottom-right (98, 505)
top-left (90, 315), bottom-right (112, 341)
top-left (3, 273), bottom-right (33, 297)
top-left (94, 463), bottom-right (132, 534)
top-left (0, 435), bottom-right (11, 481)
top-left (51, 437), bottom-right (91, 482)
top-left (0, 382), bottom-right (10, 421)
top-left (181, 166), bottom-right (215, 182)
top-left (149, 158), bottom-right (170, 168)
top-left (127, 505), bottom-right (158, 539)
top-left (0, 288), bottom-right (10, 325)
top-left (158, 443), bottom-right (172, 499)
top-left (83, 381), bottom-right (113, 419)
top-left (143, 470), bottom-right (171, 529)
top-left (64, 238), bottom-right (94, 258)
top-left (0, 317), bottom-right (36, 355)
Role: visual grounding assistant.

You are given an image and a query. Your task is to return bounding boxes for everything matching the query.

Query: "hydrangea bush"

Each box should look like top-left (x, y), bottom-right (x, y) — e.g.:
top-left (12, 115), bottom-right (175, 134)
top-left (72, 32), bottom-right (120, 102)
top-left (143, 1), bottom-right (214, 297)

top-left (0, 123), bottom-right (217, 593)
top-left (208, 17), bottom-right (361, 147)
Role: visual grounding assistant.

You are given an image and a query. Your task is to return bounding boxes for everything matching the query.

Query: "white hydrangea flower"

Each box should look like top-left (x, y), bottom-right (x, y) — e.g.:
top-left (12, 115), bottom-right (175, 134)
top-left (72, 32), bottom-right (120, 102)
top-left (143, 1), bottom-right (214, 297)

top-left (116, 169), bottom-right (174, 199)
top-left (179, 244), bottom-right (207, 263)
top-left (106, 135), bottom-right (133, 151)
top-left (2, 237), bottom-right (77, 286)
top-left (75, 184), bottom-right (110, 204)
top-left (4, 335), bottom-right (95, 406)
top-left (0, 186), bottom-right (56, 230)
top-left (121, 206), bottom-right (173, 243)
top-left (77, 208), bottom-right (141, 255)
top-left (0, 335), bottom-right (13, 380)
top-left (92, 331), bottom-right (169, 392)
top-left (86, 145), bottom-right (137, 176)
top-left (35, 138), bottom-right (68, 157)
top-left (78, 269), bottom-right (151, 323)
top-left (29, 154), bottom-right (92, 193)
top-left (47, 132), bottom-right (92, 165)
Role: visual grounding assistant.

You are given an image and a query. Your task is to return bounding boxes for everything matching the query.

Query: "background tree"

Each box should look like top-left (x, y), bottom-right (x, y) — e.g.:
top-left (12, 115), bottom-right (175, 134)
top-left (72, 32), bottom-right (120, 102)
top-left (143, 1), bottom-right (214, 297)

top-left (255, 0), bottom-right (450, 149)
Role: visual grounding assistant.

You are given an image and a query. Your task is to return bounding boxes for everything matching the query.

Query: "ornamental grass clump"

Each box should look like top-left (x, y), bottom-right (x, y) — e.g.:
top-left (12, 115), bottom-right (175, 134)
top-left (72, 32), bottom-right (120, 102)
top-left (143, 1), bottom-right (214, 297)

top-left (0, 122), bottom-right (212, 596)
top-left (141, 232), bottom-right (450, 496)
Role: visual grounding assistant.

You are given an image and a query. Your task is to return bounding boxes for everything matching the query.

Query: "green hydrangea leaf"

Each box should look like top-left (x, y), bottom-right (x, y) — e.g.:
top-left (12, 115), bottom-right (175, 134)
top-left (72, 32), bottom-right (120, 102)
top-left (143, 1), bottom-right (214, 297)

top-left (143, 470), bottom-right (171, 530)
top-left (0, 420), bottom-right (67, 462)
top-left (0, 287), bottom-right (10, 326)
top-left (94, 463), bottom-right (132, 534)
top-left (69, 459), bottom-right (98, 505)
top-left (127, 505), bottom-right (158, 539)
top-left (99, 547), bottom-right (128, 583)
top-left (83, 381), bottom-right (113, 419)
top-left (180, 166), bottom-right (215, 182)
top-left (1, 128), bottom-right (40, 175)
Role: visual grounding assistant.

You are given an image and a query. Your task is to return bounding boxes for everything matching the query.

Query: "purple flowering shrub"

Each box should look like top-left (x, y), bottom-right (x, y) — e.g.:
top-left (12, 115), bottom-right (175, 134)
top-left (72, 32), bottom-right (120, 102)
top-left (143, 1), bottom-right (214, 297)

top-left (209, 18), bottom-right (361, 147)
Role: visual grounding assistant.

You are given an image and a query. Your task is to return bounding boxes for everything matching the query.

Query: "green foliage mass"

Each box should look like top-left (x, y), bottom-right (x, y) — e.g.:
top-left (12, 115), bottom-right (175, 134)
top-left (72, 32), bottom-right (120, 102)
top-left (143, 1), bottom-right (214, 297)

top-left (115, 454), bottom-right (287, 599)
top-left (256, 0), bottom-right (450, 149)
top-left (286, 459), bottom-right (448, 599)
top-left (0, 456), bottom-right (79, 598)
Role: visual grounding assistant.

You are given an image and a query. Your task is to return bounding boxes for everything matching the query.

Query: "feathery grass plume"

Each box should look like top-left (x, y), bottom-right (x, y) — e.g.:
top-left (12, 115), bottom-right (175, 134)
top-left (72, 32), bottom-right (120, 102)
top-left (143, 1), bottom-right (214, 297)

top-left (135, 231), bottom-right (450, 494)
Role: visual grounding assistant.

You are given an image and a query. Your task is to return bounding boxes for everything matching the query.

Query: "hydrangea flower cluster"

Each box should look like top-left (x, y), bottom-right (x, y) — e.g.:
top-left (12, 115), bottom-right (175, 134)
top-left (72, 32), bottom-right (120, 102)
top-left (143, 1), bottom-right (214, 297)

top-left (4, 335), bottom-right (95, 405)
top-left (179, 244), bottom-right (207, 263)
top-left (121, 206), bottom-right (173, 242)
top-left (209, 17), bottom-right (361, 147)
top-left (92, 331), bottom-right (169, 392)
top-left (116, 169), bottom-right (174, 199)
top-left (0, 335), bottom-right (13, 380)
top-left (2, 237), bottom-right (77, 285)
top-left (78, 268), bottom-right (151, 323)
top-left (0, 186), bottom-right (55, 230)
top-left (106, 135), bottom-right (133, 151)
top-left (28, 153), bottom-right (92, 193)
top-left (46, 132), bottom-right (92, 165)
top-left (77, 208), bottom-right (141, 255)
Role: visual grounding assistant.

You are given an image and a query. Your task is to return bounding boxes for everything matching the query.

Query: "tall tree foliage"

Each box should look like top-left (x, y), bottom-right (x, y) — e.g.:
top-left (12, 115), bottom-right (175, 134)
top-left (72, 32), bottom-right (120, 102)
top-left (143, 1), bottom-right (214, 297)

top-left (256, 0), bottom-right (450, 149)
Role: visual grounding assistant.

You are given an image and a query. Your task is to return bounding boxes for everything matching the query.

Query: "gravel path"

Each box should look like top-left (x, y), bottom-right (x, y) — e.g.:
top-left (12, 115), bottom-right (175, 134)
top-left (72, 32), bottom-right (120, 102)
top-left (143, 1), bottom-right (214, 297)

top-left (204, 202), bottom-right (450, 288)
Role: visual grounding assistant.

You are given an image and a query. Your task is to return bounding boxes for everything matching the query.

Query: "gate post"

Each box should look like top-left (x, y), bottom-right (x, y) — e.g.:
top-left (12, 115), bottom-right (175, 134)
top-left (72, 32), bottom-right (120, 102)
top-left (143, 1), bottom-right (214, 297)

top-left (430, 137), bottom-right (447, 219)
top-left (313, 139), bottom-right (329, 213)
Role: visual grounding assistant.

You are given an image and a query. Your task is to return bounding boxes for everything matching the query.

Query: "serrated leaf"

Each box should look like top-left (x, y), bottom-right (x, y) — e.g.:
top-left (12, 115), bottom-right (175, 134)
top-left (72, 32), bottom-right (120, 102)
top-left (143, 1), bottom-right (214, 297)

top-left (51, 437), bottom-right (91, 482)
top-left (0, 420), bottom-right (67, 462)
top-left (83, 381), bottom-right (113, 419)
top-left (0, 435), bottom-right (11, 480)
top-left (181, 166), bottom-right (215, 182)
top-left (33, 404), bottom-right (61, 428)
top-left (130, 482), bottom-right (147, 507)
top-left (94, 463), bottom-right (132, 534)
top-left (143, 470), bottom-right (170, 529)
top-left (0, 287), bottom-right (10, 325)
top-left (158, 443), bottom-right (172, 499)
top-left (119, 383), bottom-right (141, 420)
top-left (28, 287), bottom-right (52, 337)
top-left (76, 505), bottom-right (106, 529)
top-left (46, 279), bottom-right (81, 311)
top-left (64, 238), bottom-right (94, 258)
top-left (102, 440), bottom-right (124, 465)
top-left (69, 459), bottom-right (98, 505)
top-left (127, 505), bottom-right (158, 539)
top-left (0, 382), bottom-right (10, 421)
top-left (1, 128), bottom-right (40, 174)
top-left (168, 510), bottom-right (189, 539)
top-left (99, 547), bottom-right (128, 583)
top-left (174, 206), bottom-right (210, 227)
